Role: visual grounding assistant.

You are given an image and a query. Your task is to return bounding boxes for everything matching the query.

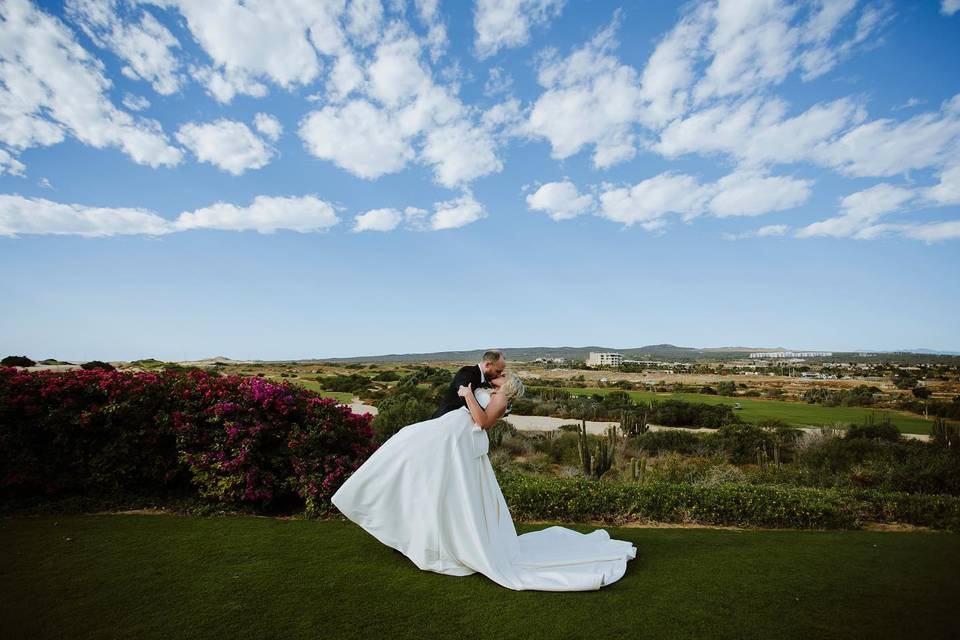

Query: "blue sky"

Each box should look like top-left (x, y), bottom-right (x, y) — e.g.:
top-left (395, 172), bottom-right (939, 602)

top-left (1, 0), bottom-right (959, 361)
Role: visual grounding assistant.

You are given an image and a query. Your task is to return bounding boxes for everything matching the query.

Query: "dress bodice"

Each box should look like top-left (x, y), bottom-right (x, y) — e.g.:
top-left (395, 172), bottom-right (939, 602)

top-left (474, 387), bottom-right (492, 409)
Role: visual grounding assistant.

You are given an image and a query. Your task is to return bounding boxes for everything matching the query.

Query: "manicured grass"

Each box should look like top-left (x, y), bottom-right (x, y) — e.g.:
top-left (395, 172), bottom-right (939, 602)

top-left (2, 514), bottom-right (958, 639)
top-left (543, 386), bottom-right (937, 435)
top-left (264, 376), bottom-right (355, 403)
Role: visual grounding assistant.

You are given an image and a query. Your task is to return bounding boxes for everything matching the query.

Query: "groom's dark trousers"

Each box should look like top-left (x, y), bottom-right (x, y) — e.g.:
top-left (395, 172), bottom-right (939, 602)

top-left (431, 364), bottom-right (492, 419)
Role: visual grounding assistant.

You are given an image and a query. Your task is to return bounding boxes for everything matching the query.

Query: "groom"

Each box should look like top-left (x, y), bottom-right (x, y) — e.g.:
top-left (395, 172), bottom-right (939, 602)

top-left (431, 349), bottom-right (506, 419)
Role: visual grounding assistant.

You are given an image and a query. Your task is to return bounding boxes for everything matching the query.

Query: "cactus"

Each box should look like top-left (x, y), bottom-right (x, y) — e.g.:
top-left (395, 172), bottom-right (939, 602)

top-left (577, 420), bottom-right (591, 475)
top-left (631, 455), bottom-right (648, 482)
top-left (932, 417), bottom-right (960, 448)
top-left (756, 444), bottom-right (769, 469)
top-left (577, 421), bottom-right (619, 479)
top-left (620, 408), bottom-right (649, 436)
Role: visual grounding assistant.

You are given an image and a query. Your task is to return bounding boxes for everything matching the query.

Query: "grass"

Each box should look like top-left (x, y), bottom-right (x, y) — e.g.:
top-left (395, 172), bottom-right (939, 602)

top-left (541, 386), bottom-right (938, 435)
top-left (2, 513), bottom-right (958, 639)
top-left (263, 376), bottom-right (355, 403)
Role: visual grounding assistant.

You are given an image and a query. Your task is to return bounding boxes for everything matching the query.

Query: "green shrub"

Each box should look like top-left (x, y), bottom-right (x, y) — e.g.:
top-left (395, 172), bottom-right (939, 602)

top-left (496, 472), bottom-right (858, 529)
top-left (631, 429), bottom-right (706, 455)
top-left (845, 413), bottom-right (901, 442)
top-left (80, 360), bottom-right (116, 371)
top-left (494, 471), bottom-right (960, 531)
top-left (715, 422), bottom-right (774, 463)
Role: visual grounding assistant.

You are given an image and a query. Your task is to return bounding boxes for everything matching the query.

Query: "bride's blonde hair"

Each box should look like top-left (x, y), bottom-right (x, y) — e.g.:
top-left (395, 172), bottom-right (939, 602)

top-left (498, 371), bottom-right (525, 402)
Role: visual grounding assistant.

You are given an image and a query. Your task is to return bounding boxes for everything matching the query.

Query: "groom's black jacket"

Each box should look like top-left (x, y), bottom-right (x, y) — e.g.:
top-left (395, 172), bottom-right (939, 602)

top-left (432, 365), bottom-right (492, 419)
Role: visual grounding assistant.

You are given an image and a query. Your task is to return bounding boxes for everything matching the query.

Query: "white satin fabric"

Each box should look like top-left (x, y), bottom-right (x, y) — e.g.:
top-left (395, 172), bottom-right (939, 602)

top-left (331, 388), bottom-right (637, 591)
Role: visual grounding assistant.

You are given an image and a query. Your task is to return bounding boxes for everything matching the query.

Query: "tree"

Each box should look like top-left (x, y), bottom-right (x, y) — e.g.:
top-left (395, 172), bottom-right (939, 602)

top-left (81, 360), bottom-right (115, 371)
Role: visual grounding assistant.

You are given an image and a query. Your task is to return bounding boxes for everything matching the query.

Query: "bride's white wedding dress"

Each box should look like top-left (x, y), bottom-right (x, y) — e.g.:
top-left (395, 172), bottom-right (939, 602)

top-left (331, 388), bottom-right (637, 591)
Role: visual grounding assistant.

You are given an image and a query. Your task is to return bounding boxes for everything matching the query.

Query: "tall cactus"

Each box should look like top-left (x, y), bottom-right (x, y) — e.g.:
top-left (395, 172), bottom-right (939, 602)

top-left (620, 408), bottom-right (649, 436)
top-left (577, 420), bottom-right (619, 479)
top-left (932, 417), bottom-right (959, 448)
top-left (631, 455), bottom-right (648, 482)
top-left (577, 420), bottom-right (592, 476)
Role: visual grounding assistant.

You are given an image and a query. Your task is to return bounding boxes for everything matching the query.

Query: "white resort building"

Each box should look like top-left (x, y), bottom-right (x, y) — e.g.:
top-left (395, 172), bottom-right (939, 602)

top-left (587, 352), bottom-right (623, 367)
top-left (748, 351), bottom-right (833, 359)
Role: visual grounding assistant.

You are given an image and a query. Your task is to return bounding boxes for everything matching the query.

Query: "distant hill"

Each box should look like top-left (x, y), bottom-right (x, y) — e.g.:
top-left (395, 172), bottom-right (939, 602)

top-left (308, 344), bottom-right (768, 363)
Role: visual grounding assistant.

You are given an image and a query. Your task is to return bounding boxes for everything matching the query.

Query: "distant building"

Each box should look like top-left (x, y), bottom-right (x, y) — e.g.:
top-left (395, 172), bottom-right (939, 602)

top-left (587, 352), bottom-right (623, 367)
top-left (748, 351), bottom-right (833, 359)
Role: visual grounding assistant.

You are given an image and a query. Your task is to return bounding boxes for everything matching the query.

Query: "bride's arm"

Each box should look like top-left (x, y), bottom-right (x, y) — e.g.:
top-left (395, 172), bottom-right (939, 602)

top-left (459, 385), bottom-right (502, 430)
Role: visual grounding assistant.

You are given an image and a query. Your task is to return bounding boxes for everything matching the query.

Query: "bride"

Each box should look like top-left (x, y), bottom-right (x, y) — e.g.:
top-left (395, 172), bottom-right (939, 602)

top-left (330, 371), bottom-right (636, 591)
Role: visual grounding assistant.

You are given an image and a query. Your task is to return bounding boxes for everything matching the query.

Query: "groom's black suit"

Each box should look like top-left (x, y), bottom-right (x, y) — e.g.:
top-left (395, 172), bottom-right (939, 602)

top-left (432, 364), bottom-right (493, 419)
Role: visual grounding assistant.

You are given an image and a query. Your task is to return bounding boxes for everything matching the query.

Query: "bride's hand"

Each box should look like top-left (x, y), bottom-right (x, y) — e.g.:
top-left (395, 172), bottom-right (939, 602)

top-left (457, 382), bottom-right (473, 398)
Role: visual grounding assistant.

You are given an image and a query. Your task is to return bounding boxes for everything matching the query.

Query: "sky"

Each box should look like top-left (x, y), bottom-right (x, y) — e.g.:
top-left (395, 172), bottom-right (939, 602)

top-left (1, 0), bottom-right (959, 361)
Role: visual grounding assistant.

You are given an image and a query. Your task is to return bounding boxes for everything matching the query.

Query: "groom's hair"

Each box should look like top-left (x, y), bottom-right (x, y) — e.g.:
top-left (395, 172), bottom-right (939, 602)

top-left (481, 349), bottom-right (504, 363)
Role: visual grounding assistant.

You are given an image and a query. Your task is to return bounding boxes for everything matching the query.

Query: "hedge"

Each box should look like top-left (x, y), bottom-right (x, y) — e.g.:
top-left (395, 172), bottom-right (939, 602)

top-left (496, 472), bottom-right (960, 531)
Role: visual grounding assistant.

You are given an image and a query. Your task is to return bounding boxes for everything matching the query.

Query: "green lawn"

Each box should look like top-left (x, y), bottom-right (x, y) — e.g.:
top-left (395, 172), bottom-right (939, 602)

top-left (543, 386), bottom-right (938, 435)
top-left (265, 376), bottom-right (355, 403)
top-left (3, 514), bottom-right (958, 639)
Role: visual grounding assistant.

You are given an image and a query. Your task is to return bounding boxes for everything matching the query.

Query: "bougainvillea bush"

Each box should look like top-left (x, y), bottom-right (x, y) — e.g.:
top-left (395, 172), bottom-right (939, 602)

top-left (0, 367), bottom-right (376, 515)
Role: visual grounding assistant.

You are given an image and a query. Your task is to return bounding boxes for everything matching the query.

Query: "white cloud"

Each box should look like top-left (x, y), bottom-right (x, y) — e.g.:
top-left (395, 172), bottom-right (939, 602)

top-left (942, 0), bottom-right (960, 16)
top-left (756, 224), bottom-right (789, 236)
top-left (413, 0), bottom-right (448, 60)
top-left (924, 164), bottom-right (960, 206)
top-left (353, 207), bottom-right (403, 232)
top-left (598, 173), bottom-right (708, 230)
top-left (193, 65), bottom-right (268, 104)
top-left (352, 197), bottom-right (488, 232)
top-left (840, 183), bottom-right (915, 218)
top-left (654, 91), bottom-right (960, 180)
top-left (430, 192), bottom-right (486, 230)
top-left (655, 96), bottom-right (865, 167)
top-left (345, 0), bottom-right (384, 46)
top-left (0, 194), bottom-right (172, 237)
top-left (0, 194), bottom-right (342, 237)
top-left (795, 183), bottom-right (915, 239)
top-left (692, 0), bottom-right (802, 103)
top-left (483, 67), bottom-right (514, 97)
top-left (174, 195), bottom-right (339, 234)
top-left (122, 94), bottom-right (151, 111)
top-left (0, 149), bottom-right (26, 176)
top-left (525, 181), bottom-right (594, 220)
top-left (474, 0), bottom-right (565, 59)
top-left (889, 220), bottom-right (960, 242)
top-left (298, 27), bottom-right (505, 187)
top-left (299, 100), bottom-right (414, 179)
top-left (708, 171), bottom-right (812, 217)
top-left (421, 120), bottom-right (502, 188)
top-left (721, 223), bottom-right (790, 240)
top-left (325, 50), bottom-right (366, 102)
top-left (176, 119), bottom-right (275, 175)
top-left (367, 33), bottom-right (432, 108)
top-left (632, 0), bottom-right (885, 128)
top-left (0, 0), bottom-right (182, 167)
top-left (253, 113), bottom-right (283, 142)
top-left (637, 2), bottom-right (711, 128)
top-left (814, 94), bottom-right (960, 177)
top-left (148, 0), bottom-right (341, 102)
top-left (526, 13), bottom-right (642, 168)
top-left (594, 169), bottom-right (811, 229)
top-left (808, 220), bottom-right (960, 243)
top-left (892, 97), bottom-right (925, 112)
top-left (66, 0), bottom-right (183, 95)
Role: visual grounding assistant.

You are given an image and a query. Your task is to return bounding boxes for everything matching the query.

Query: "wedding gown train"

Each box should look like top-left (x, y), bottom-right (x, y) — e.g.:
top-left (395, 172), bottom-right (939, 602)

top-left (330, 388), bottom-right (637, 591)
